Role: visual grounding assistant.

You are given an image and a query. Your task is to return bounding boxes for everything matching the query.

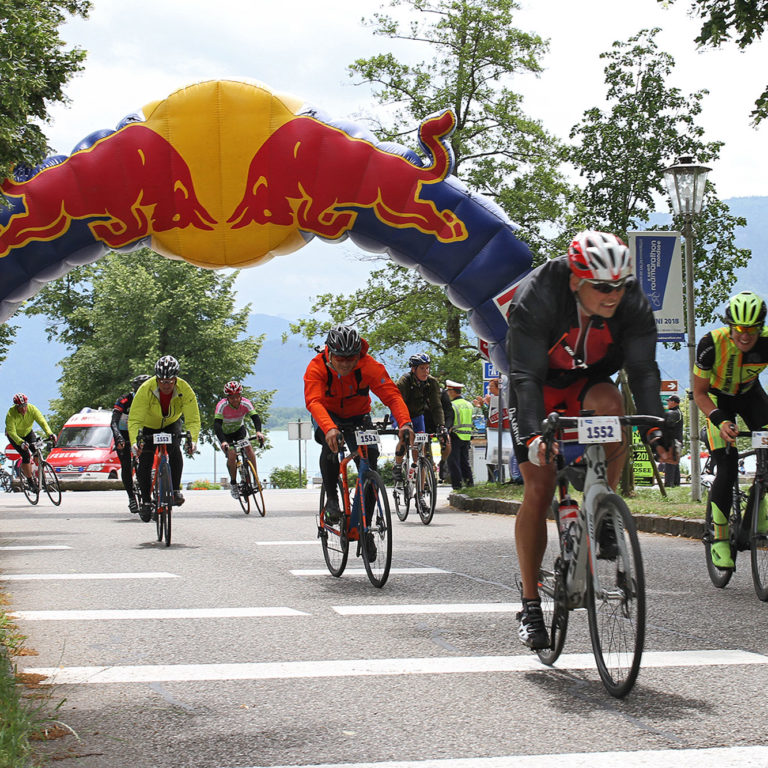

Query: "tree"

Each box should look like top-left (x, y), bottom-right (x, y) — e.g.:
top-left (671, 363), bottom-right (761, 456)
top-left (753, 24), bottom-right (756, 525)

top-left (24, 248), bottom-right (271, 437)
top-left (293, 0), bottom-right (576, 384)
top-left (659, 0), bottom-right (768, 123)
top-left (568, 28), bottom-right (750, 325)
top-left (0, 321), bottom-right (17, 366)
top-left (0, 0), bottom-right (91, 180)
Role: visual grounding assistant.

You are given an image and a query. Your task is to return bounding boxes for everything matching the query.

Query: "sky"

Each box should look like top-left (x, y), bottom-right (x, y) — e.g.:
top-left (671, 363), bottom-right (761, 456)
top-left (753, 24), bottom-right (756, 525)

top-left (37, 0), bottom-right (768, 319)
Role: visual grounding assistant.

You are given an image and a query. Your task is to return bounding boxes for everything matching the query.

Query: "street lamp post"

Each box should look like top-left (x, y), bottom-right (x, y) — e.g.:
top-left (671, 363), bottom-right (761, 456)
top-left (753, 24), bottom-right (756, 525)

top-left (662, 155), bottom-right (711, 502)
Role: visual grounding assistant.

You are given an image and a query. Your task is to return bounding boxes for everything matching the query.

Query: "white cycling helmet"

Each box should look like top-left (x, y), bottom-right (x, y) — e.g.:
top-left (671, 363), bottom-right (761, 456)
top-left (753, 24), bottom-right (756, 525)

top-left (567, 231), bottom-right (632, 283)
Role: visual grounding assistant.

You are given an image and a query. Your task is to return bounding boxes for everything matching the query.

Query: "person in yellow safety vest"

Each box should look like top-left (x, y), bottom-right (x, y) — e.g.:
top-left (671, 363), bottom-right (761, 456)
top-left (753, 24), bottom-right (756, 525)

top-left (446, 380), bottom-right (474, 491)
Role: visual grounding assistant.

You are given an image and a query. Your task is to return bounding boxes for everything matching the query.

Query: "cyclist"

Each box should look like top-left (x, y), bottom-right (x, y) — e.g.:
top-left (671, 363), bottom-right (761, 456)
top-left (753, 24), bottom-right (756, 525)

top-left (111, 374), bottom-right (151, 514)
top-left (4, 393), bottom-right (57, 486)
top-left (693, 290), bottom-right (768, 569)
top-left (128, 356), bottom-right (201, 522)
top-left (213, 380), bottom-right (265, 498)
top-left (445, 381), bottom-right (475, 490)
top-left (304, 325), bottom-right (413, 525)
top-left (506, 230), bottom-right (677, 650)
top-left (391, 353), bottom-right (449, 502)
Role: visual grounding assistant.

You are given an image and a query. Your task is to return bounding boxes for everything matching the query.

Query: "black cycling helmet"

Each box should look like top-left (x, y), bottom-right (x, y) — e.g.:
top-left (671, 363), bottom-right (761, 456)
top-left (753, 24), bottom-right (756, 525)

top-left (325, 325), bottom-right (361, 357)
top-left (724, 291), bottom-right (767, 327)
top-left (408, 352), bottom-right (431, 368)
top-left (155, 355), bottom-right (180, 379)
top-left (131, 374), bottom-right (151, 392)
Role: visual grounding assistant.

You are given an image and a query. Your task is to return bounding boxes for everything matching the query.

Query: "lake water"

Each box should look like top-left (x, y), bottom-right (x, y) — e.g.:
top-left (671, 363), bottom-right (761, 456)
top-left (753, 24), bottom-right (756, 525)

top-left (182, 430), bottom-right (401, 486)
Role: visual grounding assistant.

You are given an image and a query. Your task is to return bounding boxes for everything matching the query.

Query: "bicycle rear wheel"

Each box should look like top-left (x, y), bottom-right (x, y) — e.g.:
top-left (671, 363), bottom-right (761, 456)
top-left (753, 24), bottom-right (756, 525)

top-left (587, 494), bottom-right (645, 698)
top-left (748, 484), bottom-right (768, 601)
top-left (22, 471), bottom-right (39, 505)
top-left (537, 502), bottom-right (569, 665)
top-left (416, 457), bottom-right (436, 525)
top-left (361, 471), bottom-right (392, 588)
top-left (320, 483), bottom-right (348, 577)
top-left (41, 462), bottom-right (62, 506)
top-left (0, 470), bottom-right (12, 493)
top-left (249, 461), bottom-right (266, 517)
top-left (704, 487), bottom-right (736, 588)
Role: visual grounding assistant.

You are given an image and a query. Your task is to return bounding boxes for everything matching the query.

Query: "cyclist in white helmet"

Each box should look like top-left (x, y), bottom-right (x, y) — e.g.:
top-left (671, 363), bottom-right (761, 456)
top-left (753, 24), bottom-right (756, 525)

top-left (506, 231), bottom-right (678, 650)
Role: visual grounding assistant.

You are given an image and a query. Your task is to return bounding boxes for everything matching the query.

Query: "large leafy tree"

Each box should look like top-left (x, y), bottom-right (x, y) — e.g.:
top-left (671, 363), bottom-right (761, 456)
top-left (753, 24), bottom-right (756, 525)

top-left (568, 28), bottom-right (750, 325)
top-left (24, 249), bottom-right (270, 437)
top-left (292, 0), bottom-right (575, 387)
top-left (659, 0), bottom-right (768, 123)
top-left (0, 0), bottom-right (91, 180)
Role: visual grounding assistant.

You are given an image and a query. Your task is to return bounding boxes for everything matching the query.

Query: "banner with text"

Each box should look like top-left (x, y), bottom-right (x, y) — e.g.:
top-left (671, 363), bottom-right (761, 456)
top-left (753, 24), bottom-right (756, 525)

top-left (628, 231), bottom-right (684, 343)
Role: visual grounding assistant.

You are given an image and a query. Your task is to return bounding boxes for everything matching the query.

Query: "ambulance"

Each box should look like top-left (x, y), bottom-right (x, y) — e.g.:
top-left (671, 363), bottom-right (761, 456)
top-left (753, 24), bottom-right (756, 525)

top-left (46, 408), bottom-right (121, 482)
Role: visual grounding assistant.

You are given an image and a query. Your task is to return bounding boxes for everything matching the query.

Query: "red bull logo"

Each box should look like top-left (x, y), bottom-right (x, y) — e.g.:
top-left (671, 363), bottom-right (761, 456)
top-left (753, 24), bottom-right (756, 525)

top-left (228, 109), bottom-right (467, 243)
top-left (0, 124), bottom-right (216, 258)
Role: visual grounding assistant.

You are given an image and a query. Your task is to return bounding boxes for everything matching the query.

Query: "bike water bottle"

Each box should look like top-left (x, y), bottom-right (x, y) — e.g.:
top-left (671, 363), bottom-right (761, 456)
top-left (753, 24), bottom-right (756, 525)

top-left (558, 495), bottom-right (579, 557)
top-left (408, 463), bottom-right (417, 482)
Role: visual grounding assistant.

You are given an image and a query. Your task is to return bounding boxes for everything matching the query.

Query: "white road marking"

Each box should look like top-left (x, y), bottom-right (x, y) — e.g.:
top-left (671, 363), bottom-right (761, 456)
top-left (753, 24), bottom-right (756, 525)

top-left (11, 606), bottom-right (309, 621)
top-left (0, 545), bottom-right (71, 551)
top-left (333, 602), bottom-right (523, 615)
top-left (214, 745), bottom-right (768, 768)
top-left (0, 572), bottom-right (179, 581)
top-left (291, 568), bottom-right (447, 576)
top-left (24, 649), bottom-right (768, 685)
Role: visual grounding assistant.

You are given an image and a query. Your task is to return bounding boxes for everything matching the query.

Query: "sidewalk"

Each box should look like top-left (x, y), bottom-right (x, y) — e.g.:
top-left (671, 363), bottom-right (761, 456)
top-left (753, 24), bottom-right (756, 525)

top-left (448, 492), bottom-right (705, 540)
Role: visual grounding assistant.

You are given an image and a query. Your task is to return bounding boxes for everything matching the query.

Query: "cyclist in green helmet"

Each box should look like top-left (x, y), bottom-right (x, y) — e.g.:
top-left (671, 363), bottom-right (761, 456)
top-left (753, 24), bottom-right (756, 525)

top-left (694, 290), bottom-right (768, 569)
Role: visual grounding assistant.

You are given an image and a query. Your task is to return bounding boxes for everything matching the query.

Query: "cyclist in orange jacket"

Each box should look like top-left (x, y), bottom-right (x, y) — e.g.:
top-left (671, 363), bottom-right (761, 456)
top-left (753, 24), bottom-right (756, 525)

top-left (304, 325), bottom-right (413, 523)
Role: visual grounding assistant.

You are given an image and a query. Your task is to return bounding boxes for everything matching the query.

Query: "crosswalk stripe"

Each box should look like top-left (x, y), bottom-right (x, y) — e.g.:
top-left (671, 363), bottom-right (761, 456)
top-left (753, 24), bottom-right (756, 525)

top-left (0, 545), bottom-right (71, 551)
top-left (291, 568), bottom-right (447, 576)
top-left (11, 607), bottom-right (309, 620)
top-left (0, 572), bottom-right (179, 581)
top-left (214, 745), bottom-right (768, 768)
top-left (333, 602), bottom-right (523, 615)
top-left (24, 649), bottom-right (768, 685)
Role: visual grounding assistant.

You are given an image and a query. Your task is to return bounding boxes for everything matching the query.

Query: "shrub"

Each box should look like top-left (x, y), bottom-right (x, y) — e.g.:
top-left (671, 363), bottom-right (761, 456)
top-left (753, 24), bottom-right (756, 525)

top-left (269, 465), bottom-right (307, 489)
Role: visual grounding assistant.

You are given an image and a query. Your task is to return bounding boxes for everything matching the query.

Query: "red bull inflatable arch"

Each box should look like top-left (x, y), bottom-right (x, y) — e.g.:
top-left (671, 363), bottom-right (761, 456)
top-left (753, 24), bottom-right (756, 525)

top-left (0, 79), bottom-right (532, 370)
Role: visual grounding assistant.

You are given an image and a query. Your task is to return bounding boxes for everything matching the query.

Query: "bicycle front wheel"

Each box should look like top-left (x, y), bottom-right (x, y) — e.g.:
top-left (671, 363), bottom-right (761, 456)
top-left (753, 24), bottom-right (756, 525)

top-left (237, 460), bottom-right (251, 515)
top-left (587, 494), bottom-right (645, 698)
top-left (22, 472), bottom-right (39, 505)
top-left (320, 483), bottom-right (348, 577)
top-left (157, 460), bottom-right (173, 547)
top-left (748, 484), bottom-right (768, 601)
top-left (0, 471), bottom-right (12, 493)
top-left (361, 471), bottom-right (392, 588)
top-left (704, 487), bottom-right (735, 588)
top-left (416, 457), bottom-right (436, 525)
top-left (249, 461), bottom-right (266, 517)
top-left (41, 462), bottom-right (62, 506)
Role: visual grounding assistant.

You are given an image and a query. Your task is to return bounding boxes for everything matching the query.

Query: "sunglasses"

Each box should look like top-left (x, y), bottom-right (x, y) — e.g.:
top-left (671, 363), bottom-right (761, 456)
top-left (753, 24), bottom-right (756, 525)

top-left (730, 324), bottom-right (761, 335)
top-left (157, 377), bottom-right (177, 384)
top-left (586, 279), bottom-right (627, 294)
top-left (332, 353), bottom-right (360, 361)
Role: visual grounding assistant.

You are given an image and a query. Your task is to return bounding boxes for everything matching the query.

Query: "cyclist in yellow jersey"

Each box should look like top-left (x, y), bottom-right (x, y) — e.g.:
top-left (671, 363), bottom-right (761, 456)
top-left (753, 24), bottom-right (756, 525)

top-left (693, 291), bottom-right (768, 569)
top-left (4, 393), bottom-right (56, 484)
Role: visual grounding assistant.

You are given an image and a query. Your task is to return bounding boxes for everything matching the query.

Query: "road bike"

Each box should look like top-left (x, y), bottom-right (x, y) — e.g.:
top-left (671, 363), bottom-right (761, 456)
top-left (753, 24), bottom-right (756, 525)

top-left (536, 412), bottom-right (669, 698)
top-left (703, 430), bottom-right (768, 601)
top-left (317, 427), bottom-right (392, 587)
top-left (388, 430), bottom-right (438, 525)
top-left (0, 459), bottom-right (13, 493)
top-left (232, 435), bottom-right (265, 516)
top-left (143, 430), bottom-right (191, 547)
top-left (20, 437), bottom-right (61, 506)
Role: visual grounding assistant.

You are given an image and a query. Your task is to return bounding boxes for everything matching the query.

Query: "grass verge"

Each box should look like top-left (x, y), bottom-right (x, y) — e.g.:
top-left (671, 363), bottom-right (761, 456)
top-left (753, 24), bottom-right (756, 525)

top-left (456, 481), bottom-right (711, 520)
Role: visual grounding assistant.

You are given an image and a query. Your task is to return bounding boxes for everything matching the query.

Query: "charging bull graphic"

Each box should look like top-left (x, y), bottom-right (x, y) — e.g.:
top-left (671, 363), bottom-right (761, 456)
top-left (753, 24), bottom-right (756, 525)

top-left (0, 79), bottom-right (531, 370)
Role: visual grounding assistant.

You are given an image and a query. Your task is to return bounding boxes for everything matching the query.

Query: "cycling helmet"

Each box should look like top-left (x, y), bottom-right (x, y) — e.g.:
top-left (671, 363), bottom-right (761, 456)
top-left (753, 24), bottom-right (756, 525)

top-left (724, 291), bottom-right (767, 327)
top-left (155, 355), bottom-right (180, 379)
top-left (408, 353), bottom-right (431, 368)
top-left (224, 380), bottom-right (243, 396)
top-left (325, 325), bottom-right (361, 357)
top-left (12, 393), bottom-right (28, 406)
top-left (567, 231), bottom-right (632, 282)
top-left (131, 374), bottom-right (150, 392)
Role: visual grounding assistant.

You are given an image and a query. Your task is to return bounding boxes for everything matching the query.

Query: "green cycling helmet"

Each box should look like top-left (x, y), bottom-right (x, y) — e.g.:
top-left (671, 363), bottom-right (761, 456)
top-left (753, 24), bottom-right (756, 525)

top-left (725, 291), bottom-right (767, 327)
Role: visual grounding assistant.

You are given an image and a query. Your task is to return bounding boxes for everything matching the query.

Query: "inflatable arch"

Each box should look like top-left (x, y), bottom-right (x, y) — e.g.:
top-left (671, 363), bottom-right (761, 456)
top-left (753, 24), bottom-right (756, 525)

top-left (0, 79), bottom-right (532, 371)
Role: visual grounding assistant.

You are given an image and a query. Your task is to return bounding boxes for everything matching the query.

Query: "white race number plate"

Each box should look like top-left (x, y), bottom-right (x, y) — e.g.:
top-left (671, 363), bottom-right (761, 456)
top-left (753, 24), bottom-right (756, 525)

top-left (752, 431), bottom-right (768, 449)
top-left (355, 430), bottom-right (379, 445)
top-left (414, 432), bottom-right (429, 444)
top-left (577, 416), bottom-right (621, 444)
top-left (153, 432), bottom-right (172, 445)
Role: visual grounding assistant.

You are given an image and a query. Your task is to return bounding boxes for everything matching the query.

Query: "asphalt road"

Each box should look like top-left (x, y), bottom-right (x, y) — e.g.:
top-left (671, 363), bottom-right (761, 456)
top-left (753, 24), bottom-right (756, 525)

top-left (2, 487), bottom-right (768, 768)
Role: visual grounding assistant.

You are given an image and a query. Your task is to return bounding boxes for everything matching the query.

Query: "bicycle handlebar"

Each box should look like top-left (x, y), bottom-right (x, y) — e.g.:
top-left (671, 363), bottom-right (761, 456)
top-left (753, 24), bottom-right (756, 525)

top-left (541, 412), bottom-right (670, 443)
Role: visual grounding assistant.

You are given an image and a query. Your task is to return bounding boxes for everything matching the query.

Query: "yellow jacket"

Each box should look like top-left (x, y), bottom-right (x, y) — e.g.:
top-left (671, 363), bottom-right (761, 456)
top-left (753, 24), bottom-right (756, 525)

top-left (128, 376), bottom-right (201, 445)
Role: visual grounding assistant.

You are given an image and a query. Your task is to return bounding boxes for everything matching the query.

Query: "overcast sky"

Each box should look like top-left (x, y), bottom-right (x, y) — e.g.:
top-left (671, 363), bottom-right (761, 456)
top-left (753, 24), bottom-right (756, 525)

top-left (43, 0), bottom-right (767, 318)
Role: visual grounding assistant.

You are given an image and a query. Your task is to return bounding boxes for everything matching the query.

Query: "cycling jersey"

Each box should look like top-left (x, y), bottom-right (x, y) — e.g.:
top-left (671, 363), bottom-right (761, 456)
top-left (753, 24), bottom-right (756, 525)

top-left (395, 372), bottom-right (445, 429)
top-left (506, 255), bottom-right (664, 443)
top-left (304, 337), bottom-right (410, 434)
top-left (127, 376), bottom-right (201, 445)
top-left (213, 396), bottom-right (262, 442)
top-left (5, 404), bottom-right (54, 445)
top-left (694, 327), bottom-right (768, 396)
top-left (111, 392), bottom-right (134, 440)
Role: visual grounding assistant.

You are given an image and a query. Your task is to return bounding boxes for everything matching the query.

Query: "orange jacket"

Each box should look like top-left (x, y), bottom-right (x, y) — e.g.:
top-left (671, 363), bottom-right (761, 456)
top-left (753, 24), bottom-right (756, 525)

top-left (304, 339), bottom-right (411, 434)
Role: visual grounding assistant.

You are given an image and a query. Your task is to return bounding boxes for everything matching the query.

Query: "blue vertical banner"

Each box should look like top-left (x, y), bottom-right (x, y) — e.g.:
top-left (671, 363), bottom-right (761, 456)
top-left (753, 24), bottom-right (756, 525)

top-left (628, 231), bottom-right (684, 343)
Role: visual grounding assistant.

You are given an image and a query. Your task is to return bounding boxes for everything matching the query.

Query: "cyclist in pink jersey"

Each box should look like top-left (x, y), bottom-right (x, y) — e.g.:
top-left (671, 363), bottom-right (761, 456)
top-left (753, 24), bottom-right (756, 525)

top-left (214, 381), bottom-right (265, 498)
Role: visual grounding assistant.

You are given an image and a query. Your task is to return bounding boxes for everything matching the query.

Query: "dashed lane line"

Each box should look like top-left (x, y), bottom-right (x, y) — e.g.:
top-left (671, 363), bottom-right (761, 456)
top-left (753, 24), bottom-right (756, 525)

top-left (24, 649), bottom-right (768, 685)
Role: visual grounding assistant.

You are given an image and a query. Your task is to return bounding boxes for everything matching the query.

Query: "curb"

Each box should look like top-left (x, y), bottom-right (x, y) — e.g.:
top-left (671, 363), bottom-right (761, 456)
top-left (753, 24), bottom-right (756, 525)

top-left (448, 493), bottom-right (705, 541)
